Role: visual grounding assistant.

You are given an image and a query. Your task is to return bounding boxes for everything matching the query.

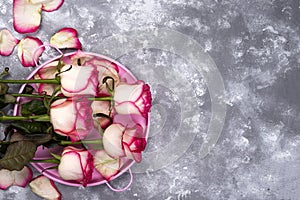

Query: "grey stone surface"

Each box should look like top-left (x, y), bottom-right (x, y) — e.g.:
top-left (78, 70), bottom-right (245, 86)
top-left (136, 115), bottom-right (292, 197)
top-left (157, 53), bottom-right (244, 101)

top-left (1, 0), bottom-right (300, 199)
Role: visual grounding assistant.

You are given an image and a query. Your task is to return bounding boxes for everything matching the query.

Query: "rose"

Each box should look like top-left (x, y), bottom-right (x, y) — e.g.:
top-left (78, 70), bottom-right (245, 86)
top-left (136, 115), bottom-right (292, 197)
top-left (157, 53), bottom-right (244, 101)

top-left (50, 98), bottom-right (94, 142)
top-left (59, 65), bottom-right (99, 97)
top-left (58, 146), bottom-right (93, 187)
top-left (103, 123), bottom-right (146, 163)
top-left (113, 81), bottom-right (152, 118)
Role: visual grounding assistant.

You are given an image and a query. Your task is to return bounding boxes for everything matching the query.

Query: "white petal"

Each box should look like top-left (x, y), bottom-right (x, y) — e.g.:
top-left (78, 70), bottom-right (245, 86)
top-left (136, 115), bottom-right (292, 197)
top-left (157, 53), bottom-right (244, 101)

top-left (103, 124), bottom-right (125, 158)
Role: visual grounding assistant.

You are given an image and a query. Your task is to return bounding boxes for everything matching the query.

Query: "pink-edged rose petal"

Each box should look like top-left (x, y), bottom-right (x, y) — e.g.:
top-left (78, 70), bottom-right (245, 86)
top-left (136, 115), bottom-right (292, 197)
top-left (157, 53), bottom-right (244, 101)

top-left (59, 65), bottom-right (99, 97)
top-left (18, 36), bottom-right (44, 67)
top-left (0, 29), bottom-right (19, 56)
top-left (58, 146), bottom-right (93, 187)
top-left (50, 28), bottom-right (82, 49)
top-left (103, 124), bottom-right (126, 158)
top-left (0, 166), bottom-right (33, 190)
top-left (94, 150), bottom-right (120, 181)
top-left (42, 0), bottom-right (64, 12)
top-left (34, 61), bottom-right (61, 95)
top-left (0, 169), bottom-right (14, 190)
top-left (30, 175), bottom-right (61, 200)
top-left (13, 0), bottom-right (42, 33)
top-left (13, 166), bottom-right (33, 187)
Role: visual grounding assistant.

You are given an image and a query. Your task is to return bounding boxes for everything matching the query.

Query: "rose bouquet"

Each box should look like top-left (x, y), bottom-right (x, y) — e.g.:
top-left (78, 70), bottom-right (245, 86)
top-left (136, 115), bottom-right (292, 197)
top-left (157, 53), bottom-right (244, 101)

top-left (0, 51), bottom-right (152, 198)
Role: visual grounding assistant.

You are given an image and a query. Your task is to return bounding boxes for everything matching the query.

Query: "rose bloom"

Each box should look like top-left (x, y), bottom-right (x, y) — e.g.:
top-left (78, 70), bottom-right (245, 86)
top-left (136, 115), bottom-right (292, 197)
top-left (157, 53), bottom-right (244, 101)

top-left (59, 65), bottom-right (99, 97)
top-left (50, 98), bottom-right (94, 142)
top-left (103, 123), bottom-right (147, 163)
top-left (113, 81), bottom-right (152, 118)
top-left (58, 146), bottom-right (93, 187)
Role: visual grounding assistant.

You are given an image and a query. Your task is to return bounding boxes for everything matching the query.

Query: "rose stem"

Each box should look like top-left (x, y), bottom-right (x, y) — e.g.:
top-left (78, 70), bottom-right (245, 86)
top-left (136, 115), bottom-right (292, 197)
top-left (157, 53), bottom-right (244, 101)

top-left (88, 97), bottom-right (112, 101)
top-left (0, 114), bottom-right (50, 122)
top-left (30, 159), bottom-right (60, 164)
top-left (0, 79), bottom-right (59, 84)
top-left (60, 139), bottom-right (103, 145)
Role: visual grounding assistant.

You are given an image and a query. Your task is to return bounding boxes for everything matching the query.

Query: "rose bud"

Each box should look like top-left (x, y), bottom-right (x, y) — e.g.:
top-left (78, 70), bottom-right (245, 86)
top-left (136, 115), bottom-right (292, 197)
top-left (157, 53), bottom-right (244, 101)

top-left (103, 123), bottom-right (146, 163)
top-left (58, 146), bottom-right (93, 187)
top-left (113, 81), bottom-right (152, 118)
top-left (59, 65), bottom-right (99, 97)
top-left (50, 98), bottom-right (94, 142)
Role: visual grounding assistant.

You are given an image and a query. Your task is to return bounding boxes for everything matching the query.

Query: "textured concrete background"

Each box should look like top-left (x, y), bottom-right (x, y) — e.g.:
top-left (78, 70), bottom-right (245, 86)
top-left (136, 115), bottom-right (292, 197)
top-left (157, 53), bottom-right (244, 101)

top-left (1, 0), bottom-right (300, 199)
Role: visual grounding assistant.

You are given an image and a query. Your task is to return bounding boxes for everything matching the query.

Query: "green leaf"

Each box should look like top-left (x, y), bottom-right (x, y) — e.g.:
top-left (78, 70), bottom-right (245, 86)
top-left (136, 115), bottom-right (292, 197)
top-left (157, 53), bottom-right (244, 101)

top-left (21, 100), bottom-right (47, 116)
top-left (0, 141), bottom-right (37, 171)
top-left (0, 95), bottom-right (8, 109)
top-left (0, 83), bottom-right (8, 95)
top-left (22, 85), bottom-right (34, 94)
top-left (10, 122), bottom-right (50, 135)
top-left (10, 132), bottom-right (52, 145)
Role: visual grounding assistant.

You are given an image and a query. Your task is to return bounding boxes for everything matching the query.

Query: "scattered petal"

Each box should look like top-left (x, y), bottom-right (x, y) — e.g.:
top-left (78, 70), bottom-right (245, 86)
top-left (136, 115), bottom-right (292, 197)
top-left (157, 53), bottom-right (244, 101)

top-left (0, 169), bottom-right (14, 190)
top-left (42, 0), bottom-right (64, 12)
top-left (0, 166), bottom-right (33, 190)
top-left (13, 166), bottom-right (33, 187)
top-left (50, 28), bottom-right (82, 49)
top-left (94, 150), bottom-right (120, 181)
top-left (13, 0), bottom-right (42, 33)
top-left (0, 29), bottom-right (19, 56)
top-left (30, 175), bottom-right (61, 200)
top-left (18, 37), bottom-right (44, 67)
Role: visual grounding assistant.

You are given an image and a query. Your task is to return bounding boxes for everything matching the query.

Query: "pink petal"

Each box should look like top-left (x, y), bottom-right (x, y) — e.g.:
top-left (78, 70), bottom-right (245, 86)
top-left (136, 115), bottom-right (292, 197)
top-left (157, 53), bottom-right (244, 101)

top-left (13, 0), bottom-right (42, 33)
top-left (115, 101), bottom-right (143, 116)
top-left (35, 61), bottom-right (60, 95)
top-left (18, 37), bottom-right (44, 67)
top-left (0, 29), bottom-right (19, 56)
top-left (0, 169), bottom-right (14, 190)
top-left (59, 65), bottom-right (98, 97)
top-left (13, 166), bottom-right (33, 187)
top-left (41, 0), bottom-right (64, 12)
top-left (103, 124), bottom-right (126, 158)
top-left (123, 143), bottom-right (142, 163)
top-left (114, 82), bottom-right (143, 103)
top-left (94, 150), bottom-right (120, 181)
top-left (50, 28), bottom-right (82, 49)
top-left (30, 175), bottom-right (61, 200)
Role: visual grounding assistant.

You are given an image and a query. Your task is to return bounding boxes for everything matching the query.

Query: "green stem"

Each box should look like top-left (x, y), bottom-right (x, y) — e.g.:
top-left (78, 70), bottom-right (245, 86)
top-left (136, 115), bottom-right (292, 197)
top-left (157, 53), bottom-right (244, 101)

top-left (60, 139), bottom-right (103, 145)
top-left (0, 79), bottom-right (59, 84)
top-left (30, 158), bottom-right (60, 164)
top-left (10, 93), bottom-right (52, 99)
top-left (0, 114), bottom-right (50, 122)
top-left (88, 97), bottom-right (113, 101)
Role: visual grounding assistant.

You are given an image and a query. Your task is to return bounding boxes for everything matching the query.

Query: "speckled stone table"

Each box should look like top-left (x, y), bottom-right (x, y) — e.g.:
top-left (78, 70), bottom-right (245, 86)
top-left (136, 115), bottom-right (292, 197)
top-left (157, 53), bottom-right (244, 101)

top-left (1, 0), bottom-right (300, 199)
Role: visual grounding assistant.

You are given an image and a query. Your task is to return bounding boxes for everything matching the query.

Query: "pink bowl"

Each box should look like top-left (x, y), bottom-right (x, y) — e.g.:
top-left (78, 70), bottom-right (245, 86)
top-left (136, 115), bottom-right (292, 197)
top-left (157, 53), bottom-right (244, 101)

top-left (13, 51), bottom-right (150, 187)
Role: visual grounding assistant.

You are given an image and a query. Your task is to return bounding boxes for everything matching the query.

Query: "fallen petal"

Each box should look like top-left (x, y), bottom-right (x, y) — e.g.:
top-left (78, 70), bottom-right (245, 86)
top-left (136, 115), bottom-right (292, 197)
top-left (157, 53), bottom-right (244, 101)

top-left (18, 36), bottom-right (44, 67)
top-left (0, 169), bottom-right (14, 190)
top-left (30, 175), bottom-right (61, 200)
top-left (94, 150), bottom-right (120, 181)
top-left (0, 29), bottom-right (19, 56)
top-left (13, 0), bottom-right (42, 33)
top-left (42, 0), bottom-right (64, 12)
top-left (13, 166), bottom-right (33, 187)
top-left (50, 28), bottom-right (82, 49)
